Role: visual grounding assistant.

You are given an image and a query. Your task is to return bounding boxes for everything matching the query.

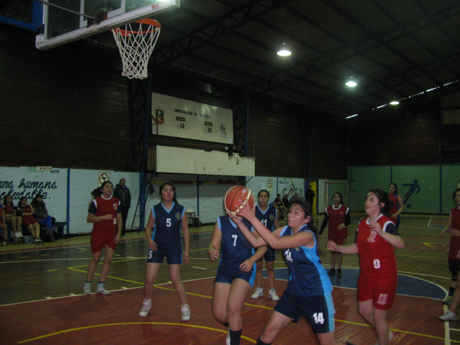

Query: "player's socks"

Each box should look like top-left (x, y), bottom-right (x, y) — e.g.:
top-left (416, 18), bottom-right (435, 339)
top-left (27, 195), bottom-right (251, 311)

top-left (229, 329), bottom-right (242, 345)
top-left (256, 339), bottom-right (270, 345)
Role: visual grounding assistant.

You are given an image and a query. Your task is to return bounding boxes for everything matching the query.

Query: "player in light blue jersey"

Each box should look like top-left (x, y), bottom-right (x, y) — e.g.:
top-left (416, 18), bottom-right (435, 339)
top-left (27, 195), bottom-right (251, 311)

top-left (233, 200), bottom-right (355, 345)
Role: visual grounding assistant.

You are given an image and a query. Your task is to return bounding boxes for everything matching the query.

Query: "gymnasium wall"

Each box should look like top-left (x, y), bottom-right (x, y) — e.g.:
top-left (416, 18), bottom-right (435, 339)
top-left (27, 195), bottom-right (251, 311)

top-left (0, 23), bottom-right (349, 180)
top-left (0, 24), bottom-right (136, 171)
top-left (348, 165), bottom-right (460, 214)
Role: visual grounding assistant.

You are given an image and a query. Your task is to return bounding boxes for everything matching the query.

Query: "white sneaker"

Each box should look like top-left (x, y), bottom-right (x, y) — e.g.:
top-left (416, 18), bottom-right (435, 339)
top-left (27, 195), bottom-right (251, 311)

top-left (375, 331), bottom-right (394, 345)
top-left (269, 288), bottom-right (279, 301)
top-left (181, 304), bottom-right (190, 321)
top-left (226, 328), bottom-right (230, 345)
top-left (440, 310), bottom-right (457, 321)
top-left (96, 283), bottom-right (110, 295)
top-left (14, 232), bottom-right (22, 238)
top-left (139, 299), bottom-right (152, 317)
top-left (251, 287), bottom-right (263, 299)
top-left (83, 283), bottom-right (91, 295)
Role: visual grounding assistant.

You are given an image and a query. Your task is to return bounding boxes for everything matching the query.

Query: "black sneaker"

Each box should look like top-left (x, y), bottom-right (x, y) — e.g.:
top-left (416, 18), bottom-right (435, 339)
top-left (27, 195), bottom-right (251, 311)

top-left (328, 269), bottom-right (335, 276)
top-left (336, 269), bottom-right (342, 278)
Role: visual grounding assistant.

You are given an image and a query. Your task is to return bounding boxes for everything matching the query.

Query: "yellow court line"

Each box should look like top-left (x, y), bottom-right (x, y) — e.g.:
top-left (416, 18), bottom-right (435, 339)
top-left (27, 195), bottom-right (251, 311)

top-left (17, 322), bottom-right (257, 344)
top-left (333, 321), bottom-right (457, 343)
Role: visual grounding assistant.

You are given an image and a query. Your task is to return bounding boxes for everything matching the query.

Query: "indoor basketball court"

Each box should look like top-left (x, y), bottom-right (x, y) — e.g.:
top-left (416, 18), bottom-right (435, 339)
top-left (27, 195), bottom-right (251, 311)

top-left (1, 1), bottom-right (460, 344)
top-left (0, 214), bottom-right (457, 344)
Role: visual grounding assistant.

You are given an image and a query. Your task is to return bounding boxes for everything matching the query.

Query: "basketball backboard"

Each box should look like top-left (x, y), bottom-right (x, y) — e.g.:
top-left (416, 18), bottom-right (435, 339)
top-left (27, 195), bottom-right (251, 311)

top-left (35, 0), bottom-right (180, 50)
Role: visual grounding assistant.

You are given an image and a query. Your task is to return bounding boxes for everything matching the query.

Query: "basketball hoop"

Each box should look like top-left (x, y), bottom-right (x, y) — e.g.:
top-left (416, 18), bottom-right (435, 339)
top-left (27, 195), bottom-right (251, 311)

top-left (112, 18), bottom-right (161, 80)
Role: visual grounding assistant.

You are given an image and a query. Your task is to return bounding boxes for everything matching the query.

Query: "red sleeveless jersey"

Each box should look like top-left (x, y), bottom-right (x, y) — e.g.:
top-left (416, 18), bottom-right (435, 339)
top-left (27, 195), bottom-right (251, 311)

top-left (91, 196), bottom-right (120, 233)
top-left (356, 214), bottom-right (398, 280)
top-left (325, 204), bottom-right (349, 238)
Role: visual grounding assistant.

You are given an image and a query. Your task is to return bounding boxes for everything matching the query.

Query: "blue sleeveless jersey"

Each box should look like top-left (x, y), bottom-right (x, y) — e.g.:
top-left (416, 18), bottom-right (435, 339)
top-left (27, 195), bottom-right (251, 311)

top-left (255, 205), bottom-right (277, 231)
top-left (217, 216), bottom-right (255, 272)
top-left (151, 202), bottom-right (185, 254)
top-left (280, 225), bottom-right (332, 297)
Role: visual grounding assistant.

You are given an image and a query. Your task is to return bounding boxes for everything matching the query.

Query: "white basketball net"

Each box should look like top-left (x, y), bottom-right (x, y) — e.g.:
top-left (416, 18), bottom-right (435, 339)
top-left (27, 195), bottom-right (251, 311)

top-left (112, 19), bottom-right (161, 80)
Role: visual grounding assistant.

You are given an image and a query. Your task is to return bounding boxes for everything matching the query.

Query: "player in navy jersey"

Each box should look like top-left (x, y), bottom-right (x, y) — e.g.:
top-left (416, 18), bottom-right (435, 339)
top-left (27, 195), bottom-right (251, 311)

top-left (234, 200), bottom-right (354, 345)
top-left (319, 192), bottom-right (351, 278)
top-left (83, 181), bottom-right (122, 295)
top-left (328, 189), bottom-right (404, 345)
top-left (139, 182), bottom-right (191, 322)
top-left (251, 190), bottom-right (281, 301)
top-left (208, 214), bottom-right (267, 345)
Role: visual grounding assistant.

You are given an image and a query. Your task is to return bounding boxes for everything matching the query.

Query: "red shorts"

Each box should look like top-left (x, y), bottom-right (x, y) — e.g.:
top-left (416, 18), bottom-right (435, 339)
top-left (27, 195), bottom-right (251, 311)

top-left (90, 230), bottom-right (117, 253)
top-left (357, 275), bottom-right (397, 310)
top-left (328, 234), bottom-right (347, 245)
top-left (22, 215), bottom-right (38, 227)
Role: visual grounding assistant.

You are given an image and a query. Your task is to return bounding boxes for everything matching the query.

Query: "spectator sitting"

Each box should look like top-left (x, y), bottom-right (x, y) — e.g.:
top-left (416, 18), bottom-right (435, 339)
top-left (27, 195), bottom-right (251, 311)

top-left (3, 194), bottom-right (23, 240)
top-left (273, 194), bottom-right (287, 220)
top-left (32, 194), bottom-right (56, 242)
top-left (18, 197), bottom-right (43, 244)
top-left (289, 193), bottom-right (299, 206)
top-left (282, 194), bottom-right (290, 209)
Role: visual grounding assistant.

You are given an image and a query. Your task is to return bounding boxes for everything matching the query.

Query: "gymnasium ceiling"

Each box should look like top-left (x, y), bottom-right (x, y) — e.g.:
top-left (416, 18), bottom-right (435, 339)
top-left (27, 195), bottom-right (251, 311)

top-left (2, 0), bottom-right (460, 118)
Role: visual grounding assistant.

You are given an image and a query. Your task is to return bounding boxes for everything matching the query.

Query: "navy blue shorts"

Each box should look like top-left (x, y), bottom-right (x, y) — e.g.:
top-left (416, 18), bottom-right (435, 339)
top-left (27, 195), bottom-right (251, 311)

top-left (215, 269), bottom-right (255, 287)
top-left (274, 290), bottom-right (335, 334)
top-left (147, 250), bottom-right (182, 265)
top-left (256, 246), bottom-right (276, 262)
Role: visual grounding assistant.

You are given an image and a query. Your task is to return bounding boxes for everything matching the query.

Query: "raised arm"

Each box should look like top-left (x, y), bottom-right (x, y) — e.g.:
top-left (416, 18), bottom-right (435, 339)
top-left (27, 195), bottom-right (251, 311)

top-left (237, 203), bottom-right (312, 249)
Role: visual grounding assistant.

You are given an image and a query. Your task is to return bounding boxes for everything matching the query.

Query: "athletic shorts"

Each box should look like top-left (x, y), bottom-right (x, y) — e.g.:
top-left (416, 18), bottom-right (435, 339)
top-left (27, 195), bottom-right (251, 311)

top-left (215, 269), bottom-right (255, 287)
top-left (328, 234), bottom-right (347, 246)
top-left (22, 215), bottom-right (38, 228)
top-left (274, 290), bottom-right (335, 334)
top-left (147, 250), bottom-right (182, 265)
top-left (357, 275), bottom-right (397, 310)
top-left (90, 230), bottom-right (117, 253)
top-left (256, 246), bottom-right (276, 262)
top-left (448, 259), bottom-right (460, 280)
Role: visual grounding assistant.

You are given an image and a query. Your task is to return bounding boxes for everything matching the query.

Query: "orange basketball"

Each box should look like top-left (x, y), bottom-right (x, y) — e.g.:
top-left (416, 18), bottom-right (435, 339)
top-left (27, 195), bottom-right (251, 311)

top-left (224, 185), bottom-right (254, 216)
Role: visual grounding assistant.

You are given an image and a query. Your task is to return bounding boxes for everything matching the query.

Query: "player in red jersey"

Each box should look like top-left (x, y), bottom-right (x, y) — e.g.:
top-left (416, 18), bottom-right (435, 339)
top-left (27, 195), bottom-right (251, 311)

top-left (18, 197), bottom-right (43, 244)
top-left (439, 188), bottom-right (460, 312)
top-left (3, 195), bottom-right (23, 240)
top-left (327, 189), bottom-right (404, 345)
top-left (388, 183), bottom-right (404, 229)
top-left (319, 192), bottom-right (351, 278)
top-left (83, 181), bottom-right (122, 295)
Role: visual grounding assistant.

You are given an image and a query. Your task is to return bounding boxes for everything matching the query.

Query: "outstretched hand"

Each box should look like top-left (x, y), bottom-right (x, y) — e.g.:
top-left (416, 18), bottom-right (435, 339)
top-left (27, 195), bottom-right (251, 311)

top-left (326, 240), bottom-right (338, 251)
top-left (226, 210), bottom-right (243, 225)
top-left (236, 201), bottom-right (256, 220)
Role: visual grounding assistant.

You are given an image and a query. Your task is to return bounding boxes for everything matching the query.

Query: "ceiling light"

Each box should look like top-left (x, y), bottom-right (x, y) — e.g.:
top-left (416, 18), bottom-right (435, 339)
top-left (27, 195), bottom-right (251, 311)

top-left (346, 76), bottom-right (357, 87)
top-left (390, 97), bottom-right (399, 105)
top-left (277, 43), bottom-right (291, 56)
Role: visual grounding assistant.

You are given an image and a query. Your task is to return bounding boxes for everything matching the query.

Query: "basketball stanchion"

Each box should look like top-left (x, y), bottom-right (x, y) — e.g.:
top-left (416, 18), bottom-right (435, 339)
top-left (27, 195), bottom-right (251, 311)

top-left (112, 18), bottom-right (161, 79)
